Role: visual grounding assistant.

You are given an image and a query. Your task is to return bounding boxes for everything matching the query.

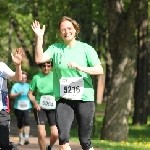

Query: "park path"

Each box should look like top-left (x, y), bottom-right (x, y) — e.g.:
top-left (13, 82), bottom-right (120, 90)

top-left (9, 115), bottom-right (101, 150)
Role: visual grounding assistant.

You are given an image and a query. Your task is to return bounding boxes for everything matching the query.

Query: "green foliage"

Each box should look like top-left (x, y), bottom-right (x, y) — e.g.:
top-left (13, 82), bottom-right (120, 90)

top-left (0, 1), bottom-right (10, 21)
top-left (0, 0), bottom-right (109, 64)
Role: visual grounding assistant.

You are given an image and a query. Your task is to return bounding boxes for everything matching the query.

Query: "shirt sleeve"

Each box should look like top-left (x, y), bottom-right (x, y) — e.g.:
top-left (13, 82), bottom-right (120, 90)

top-left (3, 62), bottom-right (15, 79)
top-left (10, 84), bottom-right (17, 93)
top-left (44, 44), bottom-right (56, 61)
top-left (85, 44), bottom-right (101, 67)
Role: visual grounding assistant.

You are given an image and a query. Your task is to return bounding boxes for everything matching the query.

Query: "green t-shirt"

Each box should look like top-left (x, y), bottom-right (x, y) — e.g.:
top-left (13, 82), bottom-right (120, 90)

top-left (44, 41), bottom-right (101, 101)
top-left (29, 72), bottom-right (54, 104)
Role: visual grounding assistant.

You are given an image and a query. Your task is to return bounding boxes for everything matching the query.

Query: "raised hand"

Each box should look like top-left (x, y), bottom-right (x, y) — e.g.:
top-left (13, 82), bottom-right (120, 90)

top-left (11, 48), bottom-right (24, 66)
top-left (31, 20), bottom-right (45, 38)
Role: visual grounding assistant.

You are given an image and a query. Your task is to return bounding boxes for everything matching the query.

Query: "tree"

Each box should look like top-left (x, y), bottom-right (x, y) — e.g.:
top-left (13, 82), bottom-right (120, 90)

top-left (133, 1), bottom-right (149, 125)
top-left (101, 0), bottom-right (147, 141)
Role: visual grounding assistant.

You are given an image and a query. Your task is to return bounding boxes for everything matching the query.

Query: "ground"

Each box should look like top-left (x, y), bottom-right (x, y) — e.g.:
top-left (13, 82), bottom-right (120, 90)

top-left (9, 114), bottom-right (101, 150)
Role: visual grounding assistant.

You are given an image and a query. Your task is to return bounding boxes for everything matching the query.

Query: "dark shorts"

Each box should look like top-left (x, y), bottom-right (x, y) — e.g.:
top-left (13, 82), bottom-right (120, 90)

top-left (14, 109), bottom-right (30, 128)
top-left (33, 108), bottom-right (56, 126)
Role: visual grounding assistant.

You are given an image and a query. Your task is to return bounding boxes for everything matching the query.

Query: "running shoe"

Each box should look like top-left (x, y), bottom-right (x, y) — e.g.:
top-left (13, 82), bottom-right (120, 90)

top-left (46, 145), bottom-right (52, 150)
top-left (24, 140), bottom-right (30, 145)
top-left (18, 138), bottom-right (24, 145)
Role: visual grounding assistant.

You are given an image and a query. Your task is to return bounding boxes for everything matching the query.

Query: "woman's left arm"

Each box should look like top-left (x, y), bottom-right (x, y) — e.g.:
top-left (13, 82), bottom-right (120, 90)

top-left (10, 64), bottom-right (22, 81)
top-left (78, 64), bottom-right (103, 75)
top-left (67, 62), bottom-right (103, 75)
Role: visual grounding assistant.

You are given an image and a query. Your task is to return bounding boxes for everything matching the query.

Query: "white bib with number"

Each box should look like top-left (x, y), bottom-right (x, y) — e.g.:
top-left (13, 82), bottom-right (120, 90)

top-left (60, 77), bottom-right (84, 100)
top-left (17, 100), bottom-right (29, 110)
top-left (0, 93), bottom-right (3, 110)
top-left (40, 95), bottom-right (56, 110)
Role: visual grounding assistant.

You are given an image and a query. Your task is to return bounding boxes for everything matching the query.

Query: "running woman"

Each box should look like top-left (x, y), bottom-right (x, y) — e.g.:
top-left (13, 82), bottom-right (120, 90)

top-left (31, 16), bottom-right (103, 150)
top-left (10, 71), bottom-right (32, 145)
top-left (28, 61), bottom-right (58, 150)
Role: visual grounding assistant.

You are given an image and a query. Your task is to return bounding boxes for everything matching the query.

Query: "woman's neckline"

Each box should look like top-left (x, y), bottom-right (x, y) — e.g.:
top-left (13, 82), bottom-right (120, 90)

top-left (63, 40), bottom-right (79, 49)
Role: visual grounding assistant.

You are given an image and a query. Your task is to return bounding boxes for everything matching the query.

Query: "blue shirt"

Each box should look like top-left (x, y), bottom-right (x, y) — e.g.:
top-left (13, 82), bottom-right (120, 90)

top-left (11, 82), bottom-right (32, 110)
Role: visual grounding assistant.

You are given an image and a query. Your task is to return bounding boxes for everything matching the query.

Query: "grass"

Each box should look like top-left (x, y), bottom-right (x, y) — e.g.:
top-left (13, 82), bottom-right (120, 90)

top-left (69, 103), bottom-right (150, 150)
top-left (70, 119), bottom-right (150, 150)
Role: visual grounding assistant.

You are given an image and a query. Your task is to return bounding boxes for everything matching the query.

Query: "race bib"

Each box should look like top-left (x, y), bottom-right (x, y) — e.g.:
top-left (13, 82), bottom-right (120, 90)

top-left (0, 93), bottom-right (3, 110)
top-left (40, 95), bottom-right (56, 110)
top-left (17, 100), bottom-right (29, 110)
top-left (60, 77), bottom-right (84, 100)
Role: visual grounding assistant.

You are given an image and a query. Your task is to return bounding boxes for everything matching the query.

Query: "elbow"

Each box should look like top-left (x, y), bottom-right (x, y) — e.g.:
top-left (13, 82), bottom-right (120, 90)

top-left (35, 59), bottom-right (40, 64)
top-left (35, 58), bottom-right (43, 64)
top-left (16, 77), bottom-right (22, 82)
top-left (28, 91), bottom-right (32, 100)
top-left (98, 68), bottom-right (104, 75)
top-left (18, 78), bottom-right (22, 82)
top-left (35, 56), bottom-right (41, 64)
top-left (96, 65), bottom-right (104, 75)
top-left (9, 94), bottom-right (13, 98)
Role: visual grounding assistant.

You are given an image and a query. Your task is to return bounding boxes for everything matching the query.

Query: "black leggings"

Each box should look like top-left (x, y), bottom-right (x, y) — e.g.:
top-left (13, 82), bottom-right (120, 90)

top-left (0, 110), bottom-right (10, 146)
top-left (14, 109), bottom-right (30, 129)
top-left (56, 98), bottom-right (95, 150)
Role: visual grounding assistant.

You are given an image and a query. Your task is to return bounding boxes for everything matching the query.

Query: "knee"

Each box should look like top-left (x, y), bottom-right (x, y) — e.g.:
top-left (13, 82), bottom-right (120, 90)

top-left (24, 120), bottom-right (29, 126)
top-left (51, 132), bottom-right (58, 139)
top-left (24, 122), bottom-right (29, 126)
top-left (38, 130), bottom-right (46, 139)
top-left (51, 126), bottom-right (58, 139)
top-left (17, 122), bottom-right (22, 129)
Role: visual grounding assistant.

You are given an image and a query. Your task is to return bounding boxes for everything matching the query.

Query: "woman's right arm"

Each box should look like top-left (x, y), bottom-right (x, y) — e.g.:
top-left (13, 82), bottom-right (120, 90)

top-left (28, 90), bottom-right (40, 111)
top-left (10, 92), bottom-right (23, 99)
top-left (28, 90), bottom-right (36, 104)
top-left (31, 20), bottom-right (50, 63)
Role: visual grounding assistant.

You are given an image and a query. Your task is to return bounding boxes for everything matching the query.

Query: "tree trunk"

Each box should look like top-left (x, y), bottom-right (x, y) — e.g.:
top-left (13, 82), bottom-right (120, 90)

top-left (11, 17), bottom-right (36, 67)
top-left (101, 0), bottom-right (139, 141)
top-left (133, 1), bottom-right (149, 125)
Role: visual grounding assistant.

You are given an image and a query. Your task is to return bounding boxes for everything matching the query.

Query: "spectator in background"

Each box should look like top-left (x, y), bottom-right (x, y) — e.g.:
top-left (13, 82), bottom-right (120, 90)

top-left (10, 71), bottom-right (32, 145)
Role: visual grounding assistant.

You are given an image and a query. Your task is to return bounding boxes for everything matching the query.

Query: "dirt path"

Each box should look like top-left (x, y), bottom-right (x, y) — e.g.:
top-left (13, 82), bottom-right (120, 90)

top-left (9, 115), bottom-right (101, 150)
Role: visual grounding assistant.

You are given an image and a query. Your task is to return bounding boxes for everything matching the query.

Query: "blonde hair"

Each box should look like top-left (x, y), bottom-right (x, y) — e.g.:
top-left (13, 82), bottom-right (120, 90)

top-left (58, 16), bottom-right (80, 36)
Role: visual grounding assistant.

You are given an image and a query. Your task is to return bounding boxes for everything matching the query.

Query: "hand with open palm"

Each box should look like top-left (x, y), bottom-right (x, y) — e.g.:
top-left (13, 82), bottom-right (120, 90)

top-left (31, 20), bottom-right (45, 38)
top-left (11, 48), bottom-right (24, 66)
